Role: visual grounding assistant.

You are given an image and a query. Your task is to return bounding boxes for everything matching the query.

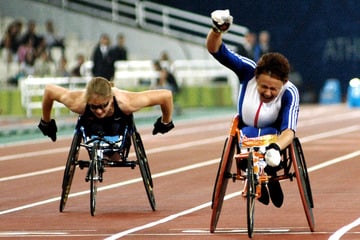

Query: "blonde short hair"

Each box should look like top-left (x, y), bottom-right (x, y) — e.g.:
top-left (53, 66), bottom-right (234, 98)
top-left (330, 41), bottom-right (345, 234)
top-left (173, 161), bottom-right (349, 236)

top-left (85, 77), bottom-right (113, 102)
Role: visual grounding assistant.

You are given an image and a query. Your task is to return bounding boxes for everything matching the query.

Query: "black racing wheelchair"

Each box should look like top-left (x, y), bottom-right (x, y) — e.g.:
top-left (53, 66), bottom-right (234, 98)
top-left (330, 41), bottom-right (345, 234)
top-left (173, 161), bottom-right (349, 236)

top-left (59, 114), bottom-right (155, 216)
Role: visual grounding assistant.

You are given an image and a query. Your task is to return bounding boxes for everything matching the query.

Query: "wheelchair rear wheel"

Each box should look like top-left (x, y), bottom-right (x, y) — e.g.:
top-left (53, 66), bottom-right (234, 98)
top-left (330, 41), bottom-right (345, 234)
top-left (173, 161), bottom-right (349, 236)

top-left (246, 151), bottom-right (255, 238)
top-left (210, 136), bottom-right (237, 233)
top-left (60, 132), bottom-right (82, 212)
top-left (132, 131), bottom-right (156, 211)
top-left (291, 137), bottom-right (315, 231)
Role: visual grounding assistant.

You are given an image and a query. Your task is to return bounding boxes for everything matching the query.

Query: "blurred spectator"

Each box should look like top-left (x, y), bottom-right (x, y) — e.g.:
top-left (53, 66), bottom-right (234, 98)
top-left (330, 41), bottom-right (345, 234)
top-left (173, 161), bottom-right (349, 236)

top-left (236, 31), bottom-right (261, 61)
top-left (55, 56), bottom-right (71, 77)
top-left (257, 30), bottom-right (272, 56)
top-left (34, 37), bottom-right (48, 59)
top-left (71, 53), bottom-right (85, 77)
top-left (34, 50), bottom-right (56, 77)
top-left (17, 38), bottom-right (34, 64)
top-left (18, 50), bottom-right (36, 78)
top-left (0, 20), bottom-right (23, 63)
top-left (43, 19), bottom-right (65, 55)
top-left (159, 50), bottom-right (172, 70)
top-left (110, 33), bottom-right (127, 61)
top-left (160, 50), bottom-right (170, 62)
top-left (8, 49), bottom-right (36, 86)
top-left (153, 60), bottom-right (179, 94)
top-left (91, 33), bottom-right (114, 80)
top-left (153, 59), bottom-right (181, 115)
top-left (20, 19), bottom-right (41, 50)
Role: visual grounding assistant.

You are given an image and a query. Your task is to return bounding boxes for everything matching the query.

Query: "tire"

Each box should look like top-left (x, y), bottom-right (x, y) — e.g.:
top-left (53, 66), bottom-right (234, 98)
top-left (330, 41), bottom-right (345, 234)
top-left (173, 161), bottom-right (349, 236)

top-left (291, 137), bottom-right (315, 232)
top-left (132, 131), bottom-right (156, 211)
top-left (90, 142), bottom-right (99, 216)
top-left (246, 151), bottom-right (255, 238)
top-left (210, 136), bottom-right (237, 233)
top-left (59, 131), bottom-right (82, 212)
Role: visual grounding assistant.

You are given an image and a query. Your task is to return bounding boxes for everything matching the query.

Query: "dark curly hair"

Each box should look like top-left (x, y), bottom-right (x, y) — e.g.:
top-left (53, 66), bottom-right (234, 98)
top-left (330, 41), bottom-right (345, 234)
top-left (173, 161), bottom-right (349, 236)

top-left (254, 52), bottom-right (290, 83)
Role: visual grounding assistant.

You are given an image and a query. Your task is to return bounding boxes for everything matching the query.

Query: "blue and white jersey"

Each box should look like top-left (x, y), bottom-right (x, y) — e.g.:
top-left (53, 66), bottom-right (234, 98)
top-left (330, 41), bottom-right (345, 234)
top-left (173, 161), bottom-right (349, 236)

top-left (211, 43), bottom-right (299, 137)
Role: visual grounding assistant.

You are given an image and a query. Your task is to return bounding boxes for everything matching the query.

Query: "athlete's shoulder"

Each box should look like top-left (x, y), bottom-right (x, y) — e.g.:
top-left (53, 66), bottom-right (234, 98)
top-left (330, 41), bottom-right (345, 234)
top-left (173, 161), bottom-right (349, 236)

top-left (282, 81), bottom-right (300, 103)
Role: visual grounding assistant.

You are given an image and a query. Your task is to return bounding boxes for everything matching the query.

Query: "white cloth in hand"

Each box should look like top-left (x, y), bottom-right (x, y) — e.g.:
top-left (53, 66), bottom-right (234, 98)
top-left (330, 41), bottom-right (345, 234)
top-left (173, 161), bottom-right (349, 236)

top-left (211, 9), bottom-right (233, 25)
top-left (265, 148), bottom-right (281, 167)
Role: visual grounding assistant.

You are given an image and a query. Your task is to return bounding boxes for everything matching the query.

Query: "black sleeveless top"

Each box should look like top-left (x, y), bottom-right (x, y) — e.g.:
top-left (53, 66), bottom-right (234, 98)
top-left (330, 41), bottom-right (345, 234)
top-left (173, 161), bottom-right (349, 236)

top-left (79, 96), bottom-right (132, 137)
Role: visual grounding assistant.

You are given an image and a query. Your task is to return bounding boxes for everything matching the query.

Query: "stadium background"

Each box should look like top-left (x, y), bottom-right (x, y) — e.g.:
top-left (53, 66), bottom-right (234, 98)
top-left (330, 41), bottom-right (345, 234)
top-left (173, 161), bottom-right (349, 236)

top-left (151, 0), bottom-right (360, 100)
top-left (1, 0), bottom-right (359, 115)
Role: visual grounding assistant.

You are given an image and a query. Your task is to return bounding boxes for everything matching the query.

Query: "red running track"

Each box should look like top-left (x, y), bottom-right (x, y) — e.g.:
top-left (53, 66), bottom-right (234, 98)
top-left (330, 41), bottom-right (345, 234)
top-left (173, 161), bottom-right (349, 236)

top-left (1, 104), bottom-right (360, 239)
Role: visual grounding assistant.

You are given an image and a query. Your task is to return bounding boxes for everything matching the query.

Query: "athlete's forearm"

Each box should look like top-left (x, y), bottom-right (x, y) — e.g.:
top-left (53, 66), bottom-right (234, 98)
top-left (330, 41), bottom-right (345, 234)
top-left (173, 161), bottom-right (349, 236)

top-left (206, 29), bottom-right (223, 53)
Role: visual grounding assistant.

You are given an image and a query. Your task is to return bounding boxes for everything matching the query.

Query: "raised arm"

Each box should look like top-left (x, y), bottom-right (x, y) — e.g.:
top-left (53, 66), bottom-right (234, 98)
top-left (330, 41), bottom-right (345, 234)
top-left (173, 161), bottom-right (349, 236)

top-left (206, 9), bottom-right (233, 53)
top-left (206, 29), bottom-right (223, 53)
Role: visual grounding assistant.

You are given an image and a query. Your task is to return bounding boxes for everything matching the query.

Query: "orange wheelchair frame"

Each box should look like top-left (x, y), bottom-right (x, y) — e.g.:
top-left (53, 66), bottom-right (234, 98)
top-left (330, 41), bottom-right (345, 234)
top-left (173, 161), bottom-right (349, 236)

top-left (210, 114), bottom-right (315, 238)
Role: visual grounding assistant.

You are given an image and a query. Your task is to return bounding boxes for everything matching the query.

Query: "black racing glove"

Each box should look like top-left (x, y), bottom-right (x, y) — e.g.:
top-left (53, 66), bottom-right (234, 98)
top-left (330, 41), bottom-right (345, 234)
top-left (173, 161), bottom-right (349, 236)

top-left (152, 117), bottom-right (174, 135)
top-left (266, 143), bottom-right (281, 152)
top-left (38, 119), bottom-right (57, 142)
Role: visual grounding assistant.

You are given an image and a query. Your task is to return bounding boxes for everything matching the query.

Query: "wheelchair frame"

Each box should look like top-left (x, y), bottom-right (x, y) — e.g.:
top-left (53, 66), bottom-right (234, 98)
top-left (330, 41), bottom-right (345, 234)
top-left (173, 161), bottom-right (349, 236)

top-left (210, 114), bottom-right (315, 238)
top-left (59, 114), bottom-right (155, 216)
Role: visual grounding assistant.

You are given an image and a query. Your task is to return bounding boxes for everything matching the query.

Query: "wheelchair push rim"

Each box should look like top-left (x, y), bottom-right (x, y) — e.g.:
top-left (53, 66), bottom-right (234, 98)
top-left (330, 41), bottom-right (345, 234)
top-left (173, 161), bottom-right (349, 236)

top-left (210, 136), bottom-right (237, 233)
top-left (59, 131), bottom-right (82, 212)
top-left (291, 137), bottom-right (315, 232)
top-left (132, 131), bottom-right (156, 211)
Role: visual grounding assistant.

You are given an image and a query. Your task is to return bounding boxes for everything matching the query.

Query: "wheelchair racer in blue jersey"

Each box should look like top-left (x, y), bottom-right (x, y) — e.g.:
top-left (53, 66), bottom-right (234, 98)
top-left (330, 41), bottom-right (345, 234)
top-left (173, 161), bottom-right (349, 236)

top-left (207, 10), bottom-right (300, 207)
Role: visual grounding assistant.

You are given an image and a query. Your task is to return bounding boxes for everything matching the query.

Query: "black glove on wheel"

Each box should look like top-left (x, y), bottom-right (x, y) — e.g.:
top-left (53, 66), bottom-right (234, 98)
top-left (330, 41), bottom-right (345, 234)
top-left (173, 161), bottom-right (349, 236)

top-left (38, 119), bottom-right (57, 142)
top-left (152, 117), bottom-right (174, 135)
top-left (266, 143), bottom-right (281, 152)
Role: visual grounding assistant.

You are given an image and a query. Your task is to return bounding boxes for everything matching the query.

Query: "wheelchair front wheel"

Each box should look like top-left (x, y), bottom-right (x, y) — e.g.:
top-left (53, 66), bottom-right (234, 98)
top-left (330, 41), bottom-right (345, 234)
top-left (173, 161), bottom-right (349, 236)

top-left (60, 132), bottom-right (81, 212)
top-left (210, 136), bottom-right (237, 233)
top-left (89, 142), bottom-right (100, 216)
top-left (246, 151), bottom-right (256, 238)
top-left (291, 137), bottom-right (315, 231)
top-left (132, 131), bottom-right (156, 211)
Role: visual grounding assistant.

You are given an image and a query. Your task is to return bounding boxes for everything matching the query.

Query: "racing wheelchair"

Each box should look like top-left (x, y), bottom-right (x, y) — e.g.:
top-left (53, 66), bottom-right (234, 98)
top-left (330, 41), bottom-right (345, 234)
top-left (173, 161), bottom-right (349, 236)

top-left (210, 114), bottom-right (315, 238)
top-left (59, 113), bottom-right (155, 216)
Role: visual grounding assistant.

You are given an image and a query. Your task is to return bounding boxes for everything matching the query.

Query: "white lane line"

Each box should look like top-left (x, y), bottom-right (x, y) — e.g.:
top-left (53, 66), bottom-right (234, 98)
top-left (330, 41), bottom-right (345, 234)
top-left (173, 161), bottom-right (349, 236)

top-left (299, 125), bottom-right (360, 143)
top-left (0, 159), bottom-right (219, 215)
top-left (328, 217), bottom-right (360, 240)
top-left (104, 191), bottom-right (242, 240)
top-left (0, 147), bottom-right (68, 162)
top-left (1, 123), bottom-right (357, 182)
top-left (0, 124), bottom-right (226, 162)
top-left (308, 150), bottom-right (360, 172)
top-left (0, 136), bottom-right (224, 182)
top-left (104, 150), bottom-right (360, 239)
top-left (0, 167), bottom-right (64, 182)
top-left (2, 117), bottom-right (360, 237)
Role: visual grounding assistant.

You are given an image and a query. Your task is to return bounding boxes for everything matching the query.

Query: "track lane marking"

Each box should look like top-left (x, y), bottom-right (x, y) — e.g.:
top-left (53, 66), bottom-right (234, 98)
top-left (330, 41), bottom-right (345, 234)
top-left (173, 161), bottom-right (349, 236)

top-left (0, 136), bottom-right (224, 182)
top-left (329, 217), bottom-right (360, 240)
top-left (104, 191), bottom-right (242, 240)
top-left (2, 125), bottom-right (359, 182)
top-left (0, 159), bottom-right (219, 215)
top-left (104, 149), bottom-right (360, 239)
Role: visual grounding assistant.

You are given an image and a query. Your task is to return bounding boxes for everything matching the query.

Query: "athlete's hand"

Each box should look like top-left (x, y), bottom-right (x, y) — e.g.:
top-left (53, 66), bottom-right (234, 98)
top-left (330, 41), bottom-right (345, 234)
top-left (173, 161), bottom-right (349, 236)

top-left (152, 117), bottom-right (174, 135)
top-left (38, 119), bottom-right (57, 142)
top-left (211, 9), bottom-right (233, 33)
top-left (265, 143), bottom-right (281, 167)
